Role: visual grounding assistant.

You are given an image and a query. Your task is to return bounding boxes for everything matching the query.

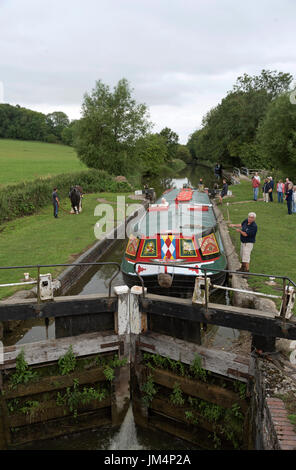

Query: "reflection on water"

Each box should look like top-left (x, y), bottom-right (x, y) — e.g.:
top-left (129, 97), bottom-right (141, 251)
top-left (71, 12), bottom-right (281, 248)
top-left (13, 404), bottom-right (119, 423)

top-left (68, 239), bottom-right (126, 297)
top-left (143, 163), bottom-right (219, 199)
top-left (3, 318), bottom-right (55, 347)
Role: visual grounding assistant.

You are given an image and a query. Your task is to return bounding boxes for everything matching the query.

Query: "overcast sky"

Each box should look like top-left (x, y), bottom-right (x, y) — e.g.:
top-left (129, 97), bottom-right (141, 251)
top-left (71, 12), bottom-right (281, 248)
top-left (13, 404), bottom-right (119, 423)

top-left (1, 0), bottom-right (295, 143)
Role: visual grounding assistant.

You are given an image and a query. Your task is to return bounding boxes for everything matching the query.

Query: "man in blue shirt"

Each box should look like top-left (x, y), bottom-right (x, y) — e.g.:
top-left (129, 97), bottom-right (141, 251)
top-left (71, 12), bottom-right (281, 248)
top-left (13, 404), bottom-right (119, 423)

top-left (229, 212), bottom-right (257, 274)
top-left (52, 187), bottom-right (59, 218)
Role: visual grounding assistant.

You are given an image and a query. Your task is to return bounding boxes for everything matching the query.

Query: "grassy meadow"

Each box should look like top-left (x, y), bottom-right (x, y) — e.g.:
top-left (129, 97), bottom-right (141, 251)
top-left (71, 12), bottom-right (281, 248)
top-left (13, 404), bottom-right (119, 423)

top-left (0, 139), bottom-right (86, 186)
top-left (0, 192), bottom-right (139, 299)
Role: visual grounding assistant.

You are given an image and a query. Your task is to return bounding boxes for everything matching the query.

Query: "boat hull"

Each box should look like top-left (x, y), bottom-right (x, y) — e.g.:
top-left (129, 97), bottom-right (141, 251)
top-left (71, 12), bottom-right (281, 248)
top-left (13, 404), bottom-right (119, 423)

top-left (122, 264), bottom-right (227, 297)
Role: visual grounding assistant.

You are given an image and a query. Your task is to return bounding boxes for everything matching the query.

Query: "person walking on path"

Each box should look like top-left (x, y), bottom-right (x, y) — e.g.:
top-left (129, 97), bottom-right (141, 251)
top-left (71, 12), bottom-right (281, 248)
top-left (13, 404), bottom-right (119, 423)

top-left (251, 174), bottom-right (260, 201)
top-left (262, 178), bottom-right (270, 203)
top-left (268, 176), bottom-right (274, 202)
top-left (285, 182), bottom-right (293, 215)
top-left (277, 180), bottom-right (285, 203)
top-left (228, 212), bottom-right (258, 275)
top-left (219, 179), bottom-right (228, 203)
top-left (52, 187), bottom-right (59, 218)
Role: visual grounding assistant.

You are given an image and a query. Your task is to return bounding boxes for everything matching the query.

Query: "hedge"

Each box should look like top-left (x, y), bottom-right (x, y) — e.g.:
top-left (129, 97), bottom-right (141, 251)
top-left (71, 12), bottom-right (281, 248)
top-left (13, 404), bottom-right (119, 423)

top-left (0, 169), bottom-right (132, 224)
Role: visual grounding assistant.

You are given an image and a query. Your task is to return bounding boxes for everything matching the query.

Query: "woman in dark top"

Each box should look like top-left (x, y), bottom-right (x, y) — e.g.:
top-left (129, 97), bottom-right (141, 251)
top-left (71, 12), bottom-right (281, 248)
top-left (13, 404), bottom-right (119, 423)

top-left (285, 182), bottom-right (293, 215)
top-left (219, 179), bottom-right (228, 203)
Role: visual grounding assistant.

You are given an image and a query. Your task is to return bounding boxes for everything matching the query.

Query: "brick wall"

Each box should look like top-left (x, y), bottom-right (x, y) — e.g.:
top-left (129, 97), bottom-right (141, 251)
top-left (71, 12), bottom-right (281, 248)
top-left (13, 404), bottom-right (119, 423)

top-left (266, 398), bottom-right (296, 450)
top-left (250, 356), bottom-right (296, 450)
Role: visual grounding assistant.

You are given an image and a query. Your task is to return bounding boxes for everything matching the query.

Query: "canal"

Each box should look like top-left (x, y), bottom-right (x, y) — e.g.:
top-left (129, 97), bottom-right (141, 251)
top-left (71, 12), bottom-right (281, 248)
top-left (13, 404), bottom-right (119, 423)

top-left (4, 163), bottom-right (240, 450)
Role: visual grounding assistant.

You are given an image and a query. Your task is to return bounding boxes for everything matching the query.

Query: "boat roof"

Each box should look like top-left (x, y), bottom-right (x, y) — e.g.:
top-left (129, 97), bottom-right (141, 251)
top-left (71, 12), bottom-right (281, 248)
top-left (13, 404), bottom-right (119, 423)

top-left (137, 188), bottom-right (217, 237)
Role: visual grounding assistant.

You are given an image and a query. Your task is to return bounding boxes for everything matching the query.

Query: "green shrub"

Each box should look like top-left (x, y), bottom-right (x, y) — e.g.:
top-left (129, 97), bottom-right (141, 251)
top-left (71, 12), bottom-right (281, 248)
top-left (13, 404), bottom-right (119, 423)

top-left (58, 345), bottom-right (77, 375)
top-left (0, 169), bottom-right (132, 224)
top-left (9, 350), bottom-right (38, 388)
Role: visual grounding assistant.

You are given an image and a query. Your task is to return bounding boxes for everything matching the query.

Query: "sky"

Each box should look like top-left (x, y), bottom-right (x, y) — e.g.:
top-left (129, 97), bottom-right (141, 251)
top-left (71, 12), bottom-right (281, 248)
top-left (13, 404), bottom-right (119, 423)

top-left (0, 0), bottom-right (296, 144)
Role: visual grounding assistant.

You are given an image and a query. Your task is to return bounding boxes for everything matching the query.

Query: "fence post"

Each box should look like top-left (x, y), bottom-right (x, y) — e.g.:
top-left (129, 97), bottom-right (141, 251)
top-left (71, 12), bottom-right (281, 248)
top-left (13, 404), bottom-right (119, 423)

top-left (112, 286), bottom-right (130, 427)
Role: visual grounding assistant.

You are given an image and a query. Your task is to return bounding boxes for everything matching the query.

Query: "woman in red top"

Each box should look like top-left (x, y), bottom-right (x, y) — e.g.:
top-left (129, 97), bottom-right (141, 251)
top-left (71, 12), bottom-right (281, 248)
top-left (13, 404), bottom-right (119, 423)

top-left (252, 175), bottom-right (260, 201)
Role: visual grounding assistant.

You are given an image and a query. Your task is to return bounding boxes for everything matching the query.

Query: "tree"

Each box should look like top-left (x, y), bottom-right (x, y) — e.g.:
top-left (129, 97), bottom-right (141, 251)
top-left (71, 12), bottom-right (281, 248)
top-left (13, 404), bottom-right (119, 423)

top-left (134, 133), bottom-right (167, 176)
top-left (159, 127), bottom-right (179, 161)
top-left (74, 78), bottom-right (152, 175)
top-left (46, 111), bottom-right (70, 141)
top-left (186, 69), bottom-right (294, 167)
top-left (176, 144), bottom-right (192, 164)
top-left (256, 93), bottom-right (296, 175)
top-left (61, 120), bottom-right (79, 146)
top-left (232, 69), bottom-right (293, 99)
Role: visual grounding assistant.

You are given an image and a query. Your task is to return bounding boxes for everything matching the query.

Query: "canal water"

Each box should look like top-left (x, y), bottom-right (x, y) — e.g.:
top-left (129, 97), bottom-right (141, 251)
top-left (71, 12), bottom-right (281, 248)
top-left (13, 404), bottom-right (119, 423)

top-left (4, 163), bottom-right (239, 450)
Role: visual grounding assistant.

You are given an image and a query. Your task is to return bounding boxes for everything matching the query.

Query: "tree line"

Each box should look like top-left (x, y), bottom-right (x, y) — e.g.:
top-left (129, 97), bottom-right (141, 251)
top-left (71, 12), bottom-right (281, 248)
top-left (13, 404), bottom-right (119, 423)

top-left (187, 69), bottom-right (296, 177)
top-left (0, 103), bottom-right (77, 145)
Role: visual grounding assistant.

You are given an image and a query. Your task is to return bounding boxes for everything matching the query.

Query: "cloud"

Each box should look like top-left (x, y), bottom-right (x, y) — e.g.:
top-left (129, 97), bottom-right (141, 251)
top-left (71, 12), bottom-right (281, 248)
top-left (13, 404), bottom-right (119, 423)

top-left (0, 0), bottom-right (295, 143)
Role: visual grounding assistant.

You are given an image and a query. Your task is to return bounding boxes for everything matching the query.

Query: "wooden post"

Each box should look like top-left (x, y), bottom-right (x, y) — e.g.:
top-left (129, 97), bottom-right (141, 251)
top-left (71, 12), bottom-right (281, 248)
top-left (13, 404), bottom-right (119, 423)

top-left (0, 371), bottom-right (9, 450)
top-left (112, 286), bottom-right (130, 427)
top-left (130, 286), bottom-right (149, 428)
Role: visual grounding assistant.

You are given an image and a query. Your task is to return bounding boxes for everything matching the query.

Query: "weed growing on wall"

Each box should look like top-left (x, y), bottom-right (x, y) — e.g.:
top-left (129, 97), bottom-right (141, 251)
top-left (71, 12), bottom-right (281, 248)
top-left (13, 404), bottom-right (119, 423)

top-left (140, 374), bottom-right (157, 407)
top-left (170, 383), bottom-right (185, 406)
top-left (9, 349), bottom-right (38, 389)
top-left (95, 354), bottom-right (128, 382)
top-left (56, 378), bottom-right (107, 418)
top-left (58, 345), bottom-right (77, 375)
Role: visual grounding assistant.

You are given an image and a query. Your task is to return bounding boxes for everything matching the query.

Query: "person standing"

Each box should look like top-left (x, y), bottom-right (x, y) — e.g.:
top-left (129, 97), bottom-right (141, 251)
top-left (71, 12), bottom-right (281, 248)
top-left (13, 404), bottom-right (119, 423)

top-left (198, 178), bottom-right (204, 192)
top-left (229, 212), bottom-right (257, 274)
top-left (284, 178), bottom-right (291, 194)
top-left (214, 163), bottom-right (220, 179)
top-left (262, 178), bottom-right (270, 203)
top-left (285, 182), bottom-right (293, 215)
top-left (251, 175), bottom-right (260, 201)
top-left (219, 179), bottom-right (228, 203)
top-left (293, 186), bottom-right (296, 214)
top-left (52, 187), bottom-right (59, 218)
top-left (277, 180), bottom-right (285, 203)
top-left (268, 176), bottom-right (274, 202)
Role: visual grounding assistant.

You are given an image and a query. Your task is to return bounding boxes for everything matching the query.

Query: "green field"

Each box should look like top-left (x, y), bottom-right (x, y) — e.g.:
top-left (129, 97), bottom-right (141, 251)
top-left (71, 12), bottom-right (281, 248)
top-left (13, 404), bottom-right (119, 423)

top-left (0, 192), bottom-right (139, 299)
top-left (0, 139), bottom-right (86, 186)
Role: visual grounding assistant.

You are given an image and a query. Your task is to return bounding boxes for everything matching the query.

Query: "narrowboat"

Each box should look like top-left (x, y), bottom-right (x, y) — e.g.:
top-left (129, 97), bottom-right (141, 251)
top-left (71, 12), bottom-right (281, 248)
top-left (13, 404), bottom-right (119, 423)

top-left (121, 187), bottom-right (227, 296)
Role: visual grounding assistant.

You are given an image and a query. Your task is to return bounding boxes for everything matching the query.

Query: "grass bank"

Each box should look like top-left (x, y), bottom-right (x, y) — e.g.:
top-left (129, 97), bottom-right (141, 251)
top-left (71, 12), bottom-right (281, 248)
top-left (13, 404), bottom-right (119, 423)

top-left (0, 139), bottom-right (85, 187)
top-left (0, 192), bottom-right (139, 300)
top-left (219, 179), bottom-right (296, 314)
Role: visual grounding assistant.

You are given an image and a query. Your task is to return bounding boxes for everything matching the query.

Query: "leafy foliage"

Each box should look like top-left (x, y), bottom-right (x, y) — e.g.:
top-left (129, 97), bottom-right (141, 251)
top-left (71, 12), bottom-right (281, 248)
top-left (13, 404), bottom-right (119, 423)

top-left (95, 354), bottom-right (128, 382)
top-left (56, 378), bottom-right (107, 418)
top-left (170, 383), bottom-right (185, 406)
top-left (0, 168), bottom-right (131, 224)
top-left (186, 69), bottom-right (294, 170)
top-left (9, 350), bottom-right (38, 388)
top-left (58, 345), bottom-right (76, 375)
top-left (256, 93), bottom-right (296, 176)
top-left (0, 104), bottom-right (72, 144)
top-left (141, 374), bottom-right (157, 407)
top-left (74, 78), bottom-right (151, 176)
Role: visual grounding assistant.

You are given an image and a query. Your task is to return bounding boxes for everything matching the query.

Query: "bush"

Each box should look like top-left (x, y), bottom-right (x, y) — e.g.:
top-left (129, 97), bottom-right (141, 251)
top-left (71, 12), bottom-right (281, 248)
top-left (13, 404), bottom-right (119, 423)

top-left (0, 169), bottom-right (132, 224)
